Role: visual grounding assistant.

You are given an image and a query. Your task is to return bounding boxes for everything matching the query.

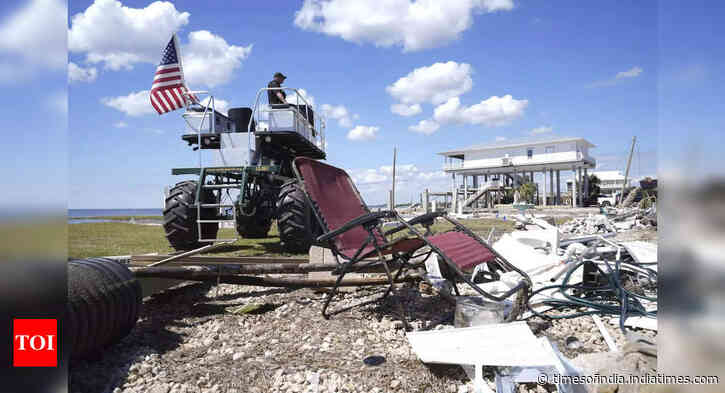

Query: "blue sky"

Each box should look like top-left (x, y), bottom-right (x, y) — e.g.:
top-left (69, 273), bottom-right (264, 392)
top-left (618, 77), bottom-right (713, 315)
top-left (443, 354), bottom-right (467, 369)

top-left (4, 0), bottom-right (720, 209)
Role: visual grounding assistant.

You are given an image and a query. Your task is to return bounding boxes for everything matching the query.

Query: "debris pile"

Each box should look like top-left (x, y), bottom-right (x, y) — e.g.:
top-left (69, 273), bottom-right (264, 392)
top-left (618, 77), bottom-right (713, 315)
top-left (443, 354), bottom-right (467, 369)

top-left (557, 205), bottom-right (657, 236)
top-left (408, 211), bottom-right (658, 392)
top-left (559, 214), bottom-right (616, 235)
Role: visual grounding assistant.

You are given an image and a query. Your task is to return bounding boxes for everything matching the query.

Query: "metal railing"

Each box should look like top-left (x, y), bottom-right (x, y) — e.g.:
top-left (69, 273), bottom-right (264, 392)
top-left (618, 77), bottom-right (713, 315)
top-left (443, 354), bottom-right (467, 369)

top-left (180, 91), bottom-right (239, 243)
top-left (182, 91), bottom-right (215, 170)
top-left (250, 87), bottom-right (326, 153)
top-left (443, 161), bottom-right (464, 170)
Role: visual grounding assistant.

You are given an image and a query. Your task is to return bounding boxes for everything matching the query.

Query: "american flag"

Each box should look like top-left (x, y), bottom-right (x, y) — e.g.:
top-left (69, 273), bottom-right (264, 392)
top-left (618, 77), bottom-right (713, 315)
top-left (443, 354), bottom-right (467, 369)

top-left (150, 34), bottom-right (197, 115)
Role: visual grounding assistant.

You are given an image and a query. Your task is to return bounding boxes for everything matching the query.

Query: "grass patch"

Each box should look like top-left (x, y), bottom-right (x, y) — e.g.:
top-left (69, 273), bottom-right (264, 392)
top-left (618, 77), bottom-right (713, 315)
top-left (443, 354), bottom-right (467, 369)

top-left (68, 222), bottom-right (303, 259)
top-left (71, 216), bottom-right (162, 221)
top-left (68, 218), bottom-right (516, 259)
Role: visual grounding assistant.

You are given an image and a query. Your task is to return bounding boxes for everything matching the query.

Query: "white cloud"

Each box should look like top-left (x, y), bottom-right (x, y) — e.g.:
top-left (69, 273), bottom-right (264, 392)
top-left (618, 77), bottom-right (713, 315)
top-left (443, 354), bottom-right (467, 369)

top-left (69, 0), bottom-right (189, 70)
top-left (433, 95), bottom-right (528, 126)
top-left (417, 170), bottom-right (447, 181)
top-left (69, 1), bottom-right (251, 88)
top-left (348, 163), bottom-right (450, 204)
top-left (321, 104), bottom-right (356, 127)
top-left (347, 125), bottom-right (379, 141)
top-left (409, 119), bottom-right (440, 135)
top-left (200, 97), bottom-right (229, 115)
top-left (351, 169), bottom-right (388, 185)
top-left (294, 0), bottom-right (514, 52)
top-left (495, 136), bottom-right (507, 141)
top-left (391, 103), bottom-right (422, 117)
top-left (287, 88), bottom-right (316, 108)
top-left (587, 66), bottom-right (644, 88)
top-left (0, 0), bottom-right (67, 82)
top-left (182, 30), bottom-right (252, 88)
top-left (68, 62), bottom-right (98, 83)
top-left (103, 90), bottom-right (230, 117)
top-left (387, 61), bottom-right (473, 105)
top-left (114, 121), bottom-right (128, 128)
top-left (529, 125), bottom-right (552, 135)
top-left (616, 66), bottom-right (643, 79)
top-left (101, 90), bottom-right (156, 116)
top-left (380, 164), bottom-right (418, 175)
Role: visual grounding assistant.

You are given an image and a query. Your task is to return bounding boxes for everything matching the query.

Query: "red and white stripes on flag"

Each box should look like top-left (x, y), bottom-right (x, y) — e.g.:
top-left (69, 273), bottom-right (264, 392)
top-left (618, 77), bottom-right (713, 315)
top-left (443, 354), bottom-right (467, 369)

top-left (150, 34), bottom-right (197, 115)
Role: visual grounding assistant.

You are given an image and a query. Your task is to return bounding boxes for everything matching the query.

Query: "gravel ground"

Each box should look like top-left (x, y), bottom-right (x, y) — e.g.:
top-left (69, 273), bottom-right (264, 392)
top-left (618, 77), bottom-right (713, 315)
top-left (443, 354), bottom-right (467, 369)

top-left (70, 273), bottom-right (657, 393)
top-left (69, 217), bottom-right (657, 393)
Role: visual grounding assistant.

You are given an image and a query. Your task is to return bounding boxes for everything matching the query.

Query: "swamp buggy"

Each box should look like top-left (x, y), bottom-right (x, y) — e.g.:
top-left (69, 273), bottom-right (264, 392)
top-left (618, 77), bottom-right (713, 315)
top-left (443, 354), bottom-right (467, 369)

top-left (163, 87), bottom-right (325, 254)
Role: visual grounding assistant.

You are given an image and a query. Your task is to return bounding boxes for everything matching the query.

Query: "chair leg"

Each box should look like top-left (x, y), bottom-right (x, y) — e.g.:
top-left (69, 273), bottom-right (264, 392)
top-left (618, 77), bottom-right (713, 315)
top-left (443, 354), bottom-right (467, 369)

top-left (382, 262), bottom-right (406, 299)
top-left (452, 280), bottom-right (460, 296)
top-left (321, 263), bottom-right (351, 320)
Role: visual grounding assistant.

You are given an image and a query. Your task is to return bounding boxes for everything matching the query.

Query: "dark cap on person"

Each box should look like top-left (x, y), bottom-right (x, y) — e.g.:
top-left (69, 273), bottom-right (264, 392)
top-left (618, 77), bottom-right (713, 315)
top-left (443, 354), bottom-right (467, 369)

top-left (274, 72), bottom-right (287, 79)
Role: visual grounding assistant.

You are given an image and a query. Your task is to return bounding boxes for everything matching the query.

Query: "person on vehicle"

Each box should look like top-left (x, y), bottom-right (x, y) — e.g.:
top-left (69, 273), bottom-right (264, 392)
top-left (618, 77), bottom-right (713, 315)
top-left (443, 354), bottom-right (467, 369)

top-left (268, 72), bottom-right (287, 106)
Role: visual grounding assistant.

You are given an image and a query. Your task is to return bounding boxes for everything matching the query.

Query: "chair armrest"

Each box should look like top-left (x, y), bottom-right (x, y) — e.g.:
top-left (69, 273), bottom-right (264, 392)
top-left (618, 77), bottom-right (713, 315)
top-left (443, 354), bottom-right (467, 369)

top-left (383, 211), bottom-right (446, 236)
top-left (316, 211), bottom-right (395, 243)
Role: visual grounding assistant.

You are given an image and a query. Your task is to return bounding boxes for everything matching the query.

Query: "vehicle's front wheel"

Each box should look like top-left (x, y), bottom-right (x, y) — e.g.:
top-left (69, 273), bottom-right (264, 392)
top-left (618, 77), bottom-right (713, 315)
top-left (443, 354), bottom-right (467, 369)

top-left (163, 180), bottom-right (219, 250)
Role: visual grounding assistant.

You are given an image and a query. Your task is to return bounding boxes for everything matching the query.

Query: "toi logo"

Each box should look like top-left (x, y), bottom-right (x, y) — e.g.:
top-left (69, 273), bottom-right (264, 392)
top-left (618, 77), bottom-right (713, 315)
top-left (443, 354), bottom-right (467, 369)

top-left (13, 319), bottom-right (57, 367)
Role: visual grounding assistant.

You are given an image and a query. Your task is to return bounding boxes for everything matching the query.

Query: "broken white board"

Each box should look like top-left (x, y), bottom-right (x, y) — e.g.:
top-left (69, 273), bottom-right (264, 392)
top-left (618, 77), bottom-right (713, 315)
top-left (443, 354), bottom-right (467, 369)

top-left (406, 321), bottom-right (557, 367)
top-left (620, 241), bottom-right (658, 265)
top-left (496, 337), bottom-right (585, 393)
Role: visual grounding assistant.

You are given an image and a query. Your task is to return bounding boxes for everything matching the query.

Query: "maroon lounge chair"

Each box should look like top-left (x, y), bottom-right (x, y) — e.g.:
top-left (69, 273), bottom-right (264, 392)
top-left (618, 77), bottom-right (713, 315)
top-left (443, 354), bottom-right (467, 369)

top-left (292, 157), bottom-right (531, 319)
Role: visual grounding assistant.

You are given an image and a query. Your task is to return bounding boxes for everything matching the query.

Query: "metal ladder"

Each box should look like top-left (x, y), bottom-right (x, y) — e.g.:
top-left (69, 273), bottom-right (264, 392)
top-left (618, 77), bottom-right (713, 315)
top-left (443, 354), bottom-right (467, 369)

top-left (188, 93), bottom-right (239, 244)
top-left (196, 168), bottom-right (241, 243)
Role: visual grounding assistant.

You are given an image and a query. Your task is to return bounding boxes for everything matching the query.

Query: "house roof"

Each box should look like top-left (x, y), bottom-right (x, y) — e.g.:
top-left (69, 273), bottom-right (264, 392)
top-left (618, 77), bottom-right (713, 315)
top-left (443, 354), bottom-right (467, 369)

top-left (438, 135), bottom-right (596, 156)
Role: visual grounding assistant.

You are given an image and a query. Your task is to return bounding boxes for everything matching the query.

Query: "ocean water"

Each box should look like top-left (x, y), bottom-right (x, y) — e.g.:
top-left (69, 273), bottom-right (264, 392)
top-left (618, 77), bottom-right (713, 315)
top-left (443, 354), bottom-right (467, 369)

top-left (68, 209), bottom-right (163, 218)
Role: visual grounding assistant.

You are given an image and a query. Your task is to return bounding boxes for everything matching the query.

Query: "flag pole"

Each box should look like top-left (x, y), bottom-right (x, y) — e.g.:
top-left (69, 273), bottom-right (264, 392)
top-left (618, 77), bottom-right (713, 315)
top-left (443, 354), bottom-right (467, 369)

top-left (172, 33), bottom-right (192, 108)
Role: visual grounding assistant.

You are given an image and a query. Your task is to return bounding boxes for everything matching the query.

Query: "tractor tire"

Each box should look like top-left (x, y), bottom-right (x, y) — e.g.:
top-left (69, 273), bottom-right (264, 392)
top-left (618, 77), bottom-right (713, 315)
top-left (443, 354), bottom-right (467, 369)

top-left (236, 214), bottom-right (272, 238)
top-left (163, 180), bottom-right (219, 250)
top-left (67, 258), bottom-right (142, 361)
top-left (276, 180), bottom-right (321, 254)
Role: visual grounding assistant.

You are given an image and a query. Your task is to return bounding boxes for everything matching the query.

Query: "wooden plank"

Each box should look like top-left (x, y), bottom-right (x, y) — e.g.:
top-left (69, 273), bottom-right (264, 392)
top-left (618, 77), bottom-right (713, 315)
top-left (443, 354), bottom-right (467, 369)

top-left (131, 261), bottom-right (401, 276)
top-left (131, 266), bottom-right (420, 288)
top-left (131, 255), bottom-right (309, 266)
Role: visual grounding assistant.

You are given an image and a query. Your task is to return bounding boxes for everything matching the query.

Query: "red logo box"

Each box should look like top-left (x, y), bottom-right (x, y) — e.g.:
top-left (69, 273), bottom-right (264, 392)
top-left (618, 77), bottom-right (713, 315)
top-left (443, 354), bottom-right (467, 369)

top-left (13, 319), bottom-right (57, 367)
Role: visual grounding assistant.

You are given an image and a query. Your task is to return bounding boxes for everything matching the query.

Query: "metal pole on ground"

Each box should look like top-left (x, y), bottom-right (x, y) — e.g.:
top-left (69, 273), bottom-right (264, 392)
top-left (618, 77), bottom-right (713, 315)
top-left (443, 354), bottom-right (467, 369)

top-left (618, 136), bottom-right (636, 207)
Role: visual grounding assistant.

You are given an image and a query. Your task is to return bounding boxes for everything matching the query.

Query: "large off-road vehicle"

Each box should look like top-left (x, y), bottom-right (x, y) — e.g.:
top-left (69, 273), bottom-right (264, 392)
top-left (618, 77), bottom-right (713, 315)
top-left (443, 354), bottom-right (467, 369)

top-left (163, 87), bottom-right (325, 253)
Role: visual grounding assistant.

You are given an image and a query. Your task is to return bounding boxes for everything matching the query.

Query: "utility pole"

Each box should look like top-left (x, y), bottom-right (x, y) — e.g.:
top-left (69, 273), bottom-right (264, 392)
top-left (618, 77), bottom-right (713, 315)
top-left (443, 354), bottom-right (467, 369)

top-left (391, 147), bottom-right (397, 211)
top-left (618, 136), bottom-right (636, 206)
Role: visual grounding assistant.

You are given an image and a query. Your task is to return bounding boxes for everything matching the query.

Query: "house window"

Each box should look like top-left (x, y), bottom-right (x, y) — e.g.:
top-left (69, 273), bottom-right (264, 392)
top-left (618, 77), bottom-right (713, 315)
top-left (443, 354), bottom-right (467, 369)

top-left (545, 146), bottom-right (554, 154)
top-left (527, 148), bottom-right (534, 159)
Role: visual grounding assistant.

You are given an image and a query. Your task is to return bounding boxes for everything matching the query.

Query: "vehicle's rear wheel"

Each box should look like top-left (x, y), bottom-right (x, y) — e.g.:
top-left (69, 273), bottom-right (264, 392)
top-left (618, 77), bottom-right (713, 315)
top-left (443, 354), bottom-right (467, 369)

top-left (163, 180), bottom-right (219, 250)
top-left (236, 214), bottom-right (272, 238)
top-left (236, 185), bottom-right (275, 238)
top-left (276, 180), bottom-right (321, 254)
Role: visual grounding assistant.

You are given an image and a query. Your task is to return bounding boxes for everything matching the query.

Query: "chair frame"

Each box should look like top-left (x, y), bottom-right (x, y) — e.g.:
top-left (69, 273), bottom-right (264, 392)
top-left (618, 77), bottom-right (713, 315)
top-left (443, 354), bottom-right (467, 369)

top-left (291, 159), bottom-right (532, 319)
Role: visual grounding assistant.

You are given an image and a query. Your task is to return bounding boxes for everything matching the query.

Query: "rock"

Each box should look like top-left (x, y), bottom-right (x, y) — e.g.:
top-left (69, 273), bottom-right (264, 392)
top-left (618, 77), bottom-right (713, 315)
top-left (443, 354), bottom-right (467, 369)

top-left (232, 352), bottom-right (243, 361)
top-left (149, 384), bottom-right (169, 393)
top-left (390, 379), bottom-right (401, 389)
